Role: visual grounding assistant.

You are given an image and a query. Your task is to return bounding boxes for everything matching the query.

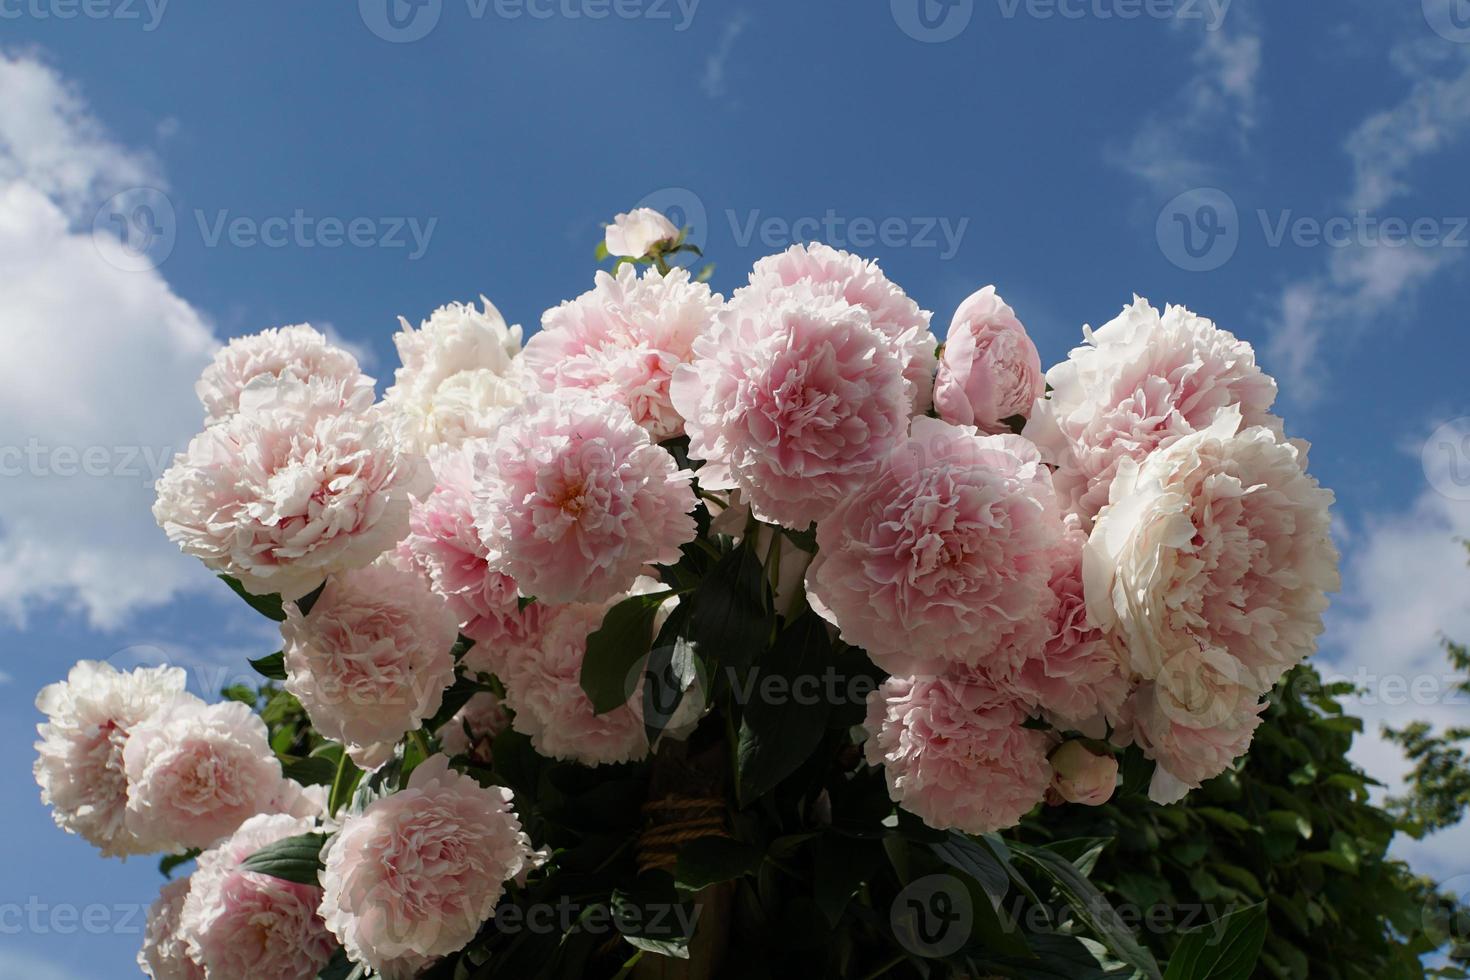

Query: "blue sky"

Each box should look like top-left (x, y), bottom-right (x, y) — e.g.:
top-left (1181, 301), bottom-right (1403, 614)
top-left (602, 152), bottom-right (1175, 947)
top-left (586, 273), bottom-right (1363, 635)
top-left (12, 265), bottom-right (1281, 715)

top-left (1, 0), bottom-right (1468, 974)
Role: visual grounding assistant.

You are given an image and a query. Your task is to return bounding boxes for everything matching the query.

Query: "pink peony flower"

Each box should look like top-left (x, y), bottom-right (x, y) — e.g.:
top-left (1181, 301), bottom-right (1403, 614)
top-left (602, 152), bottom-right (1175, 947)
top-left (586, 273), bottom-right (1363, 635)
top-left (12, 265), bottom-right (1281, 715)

top-left (138, 877), bottom-right (204, 980)
top-left (604, 207), bottom-right (680, 259)
top-left (382, 298), bottom-right (526, 454)
top-left (739, 243), bottom-right (937, 412)
top-left (196, 324), bottom-right (373, 427)
top-left (34, 661), bottom-right (196, 857)
top-left (864, 670), bottom-right (1052, 834)
top-left (1084, 409), bottom-right (1340, 698)
top-left (1120, 684), bottom-right (1266, 804)
top-left (933, 286), bottom-right (1044, 434)
top-left (180, 813), bottom-right (336, 980)
top-left (153, 377), bottom-right (429, 601)
top-left (440, 691), bottom-right (511, 764)
top-left (320, 756), bottom-right (536, 979)
top-left (805, 417), bottom-right (1064, 676)
top-left (499, 589), bottom-right (655, 766)
top-left (281, 558), bottom-right (460, 771)
top-left (670, 280), bottom-right (911, 530)
top-left (1024, 296), bottom-right (1283, 529)
top-left (397, 440), bottom-right (543, 675)
top-left (122, 700), bottom-right (288, 853)
top-left (1048, 741), bottom-right (1118, 806)
top-left (526, 265), bottom-right (723, 439)
top-left (471, 391), bottom-right (697, 604)
top-left (1006, 524), bottom-right (1129, 732)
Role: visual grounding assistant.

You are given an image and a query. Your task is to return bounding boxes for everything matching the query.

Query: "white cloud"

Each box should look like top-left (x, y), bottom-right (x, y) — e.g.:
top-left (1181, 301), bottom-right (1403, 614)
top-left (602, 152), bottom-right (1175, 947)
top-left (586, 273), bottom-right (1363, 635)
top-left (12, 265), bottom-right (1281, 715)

top-left (700, 13), bottom-right (749, 101)
top-left (1319, 436), bottom-right (1470, 879)
top-left (0, 49), bottom-right (219, 629)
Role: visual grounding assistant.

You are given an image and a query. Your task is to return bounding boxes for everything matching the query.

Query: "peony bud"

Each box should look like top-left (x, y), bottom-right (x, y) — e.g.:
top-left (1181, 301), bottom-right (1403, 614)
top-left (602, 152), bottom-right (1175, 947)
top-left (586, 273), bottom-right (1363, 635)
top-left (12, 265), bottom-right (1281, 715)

top-left (1049, 741), bottom-right (1119, 806)
top-left (933, 286), bottom-right (1044, 434)
top-left (604, 207), bottom-right (680, 258)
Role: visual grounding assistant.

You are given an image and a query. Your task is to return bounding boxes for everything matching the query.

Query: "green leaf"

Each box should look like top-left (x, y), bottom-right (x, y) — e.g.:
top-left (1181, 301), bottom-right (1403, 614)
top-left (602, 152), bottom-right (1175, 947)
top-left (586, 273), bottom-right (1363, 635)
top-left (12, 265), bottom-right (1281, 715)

top-left (813, 834), bottom-right (881, 926)
top-left (1162, 903), bottom-right (1267, 980)
top-left (579, 591), bottom-right (670, 715)
top-left (735, 612), bottom-right (833, 805)
top-left (248, 651), bottom-right (286, 681)
top-left (281, 754), bottom-right (339, 787)
top-left (218, 574), bottom-right (287, 621)
top-left (931, 832), bottom-right (1009, 910)
top-left (690, 538), bottom-right (774, 674)
top-left (643, 603), bottom-right (700, 746)
top-left (674, 837), bottom-right (761, 892)
top-left (239, 832), bottom-right (330, 885)
top-left (425, 672), bottom-right (491, 733)
top-left (1012, 842), bottom-right (1162, 980)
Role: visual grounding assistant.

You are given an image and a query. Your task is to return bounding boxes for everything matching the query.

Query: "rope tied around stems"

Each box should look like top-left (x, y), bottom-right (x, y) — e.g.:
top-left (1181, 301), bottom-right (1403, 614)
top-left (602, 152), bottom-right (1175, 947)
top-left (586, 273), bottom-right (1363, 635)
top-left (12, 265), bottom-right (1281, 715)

top-left (636, 795), bottom-right (730, 874)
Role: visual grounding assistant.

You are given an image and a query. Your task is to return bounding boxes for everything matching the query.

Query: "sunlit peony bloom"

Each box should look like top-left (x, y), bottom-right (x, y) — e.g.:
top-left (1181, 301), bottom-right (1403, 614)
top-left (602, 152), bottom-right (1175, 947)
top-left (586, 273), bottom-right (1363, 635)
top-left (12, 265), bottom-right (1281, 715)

top-left (122, 700), bottom-right (288, 853)
top-left (34, 661), bottom-right (195, 857)
top-left (440, 691), bottom-right (511, 764)
top-left (1048, 740), bottom-right (1118, 806)
top-left (196, 324), bottom-right (373, 427)
top-left (472, 391), bottom-right (697, 604)
top-left (1006, 524), bottom-right (1129, 732)
top-left (739, 243), bottom-right (937, 412)
top-left (180, 813), bottom-right (336, 980)
top-left (604, 207), bottom-right (680, 259)
top-left (933, 286), bottom-right (1043, 434)
top-left (1084, 409), bottom-right (1339, 697)
top-left (139, 877), bottom-right (204, 980)
top-left (320, 756), bottom-right (536, 979)
top-left (281, 558), bottom-right (460, 771)
top-left (864, 670), bottom-right (1052, 834)
top-left (382, 298), bottom-right (526, 454)
top-left (806, 417), bottom-right (1063, 676)
top-left (526, 265), bottom-right (723, 439)
top-left (153, 377), bottom-right (429, 601)
top-left (1120, 684), bottom-right (1266, 805)
top-left (397, 440), bottom-right (543, 675)
top-left (1025, 296), bottom-right (1282, 528)
top-left (499, 587), bottom-right (658, 766)
top-left (671, 280), bottom-right (911, 529)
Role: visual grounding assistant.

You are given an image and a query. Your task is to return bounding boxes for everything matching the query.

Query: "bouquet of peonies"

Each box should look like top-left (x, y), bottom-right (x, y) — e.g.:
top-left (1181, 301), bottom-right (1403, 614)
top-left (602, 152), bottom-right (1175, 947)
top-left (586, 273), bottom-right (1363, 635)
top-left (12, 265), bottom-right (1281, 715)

top-left (34, 207), bottom-right (1339, 980)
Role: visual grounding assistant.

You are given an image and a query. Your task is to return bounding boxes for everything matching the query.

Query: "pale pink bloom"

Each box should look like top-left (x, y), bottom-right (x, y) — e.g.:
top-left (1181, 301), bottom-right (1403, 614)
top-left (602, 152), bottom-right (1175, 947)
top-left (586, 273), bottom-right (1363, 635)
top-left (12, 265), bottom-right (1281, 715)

top-left (500, 594), bottom-right (652, 766)
top-left (670, 281), bottom-right (910, 529)
top-left (383, 298), bottom-right (525, 454)
top-left (604, 207), bottom-right (680, 258)
top-left (196, 324), bottom-right (373, 426)
top-left (320, 756), bottom-right (535, 979)
top-left (440, 691), bottom-right (511, 764)
top-left (281, 558), bottom-right (460, 771)
top-left (153, 377), bottom-right (429, 601)
top-left (1025, 296), bottom-right (1282, 528)
top-left (864, 670), bottom-right (1052, 834)
top-left (740, 243), bottom-right (937, 412)
top-left (122, 700), bottom-right (287, 853)
top-left (526, 265), bottom-right (723, 439)
top-left (270, 780), bottom-right (328, 821)
top-left (180, 813), bottom-right (336, 980)
top-left (397, 440), bottom-right (543, 674)
top-left (138, 877), bottom-right (204, 980)
top-left (33, 661), bottom-right (196, 857)
top-left (933, 286), bottom-right (1043, 434)
top-left (1007, 525), bottom-right (1129, 731)
top-left (806, 417), bottom-right (1063, 676)
top-left (472, 391), bottom-right (697, 604)
top-left (1048, 741), bottom-right (1118, 806)
top-left (1120, 684), bottom-right (1266, 804)
top-left (1084, 410), bottom-right (1340, 698)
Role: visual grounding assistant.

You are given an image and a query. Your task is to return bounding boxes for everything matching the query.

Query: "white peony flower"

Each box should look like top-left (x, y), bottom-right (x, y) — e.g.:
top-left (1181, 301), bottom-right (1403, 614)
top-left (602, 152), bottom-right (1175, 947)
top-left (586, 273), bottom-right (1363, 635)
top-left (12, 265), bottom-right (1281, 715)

top-left (138, 877), bottom-right (204, 980)
top-left (196, 324), bottom-right (374, 427)
top-left (34, 661), bottom-right (196, 858)
top-left (382, 298), bottom-right (526, 454)
top-left (604, 207), bottom-right (680, 259)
